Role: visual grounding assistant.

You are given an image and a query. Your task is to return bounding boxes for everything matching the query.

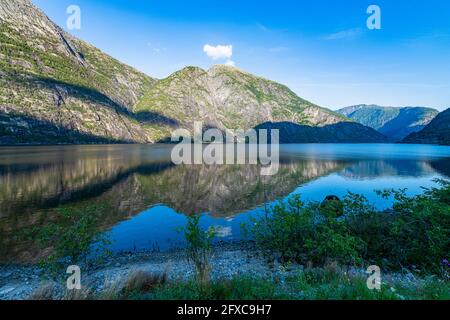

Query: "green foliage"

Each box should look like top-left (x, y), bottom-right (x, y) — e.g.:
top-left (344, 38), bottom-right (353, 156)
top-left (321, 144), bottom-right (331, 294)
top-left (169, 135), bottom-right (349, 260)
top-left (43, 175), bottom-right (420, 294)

top-left (244, 181), bottom-right (450, 276)
top-left (138, 276), bottom-right (285, 300)
top-left (179, 215), bottom-right (216, 284)
top-left (286, 268), bottom-right (449, 300)
top-left (32, 205), bottom-right (111, 272)
top-left (347, 179), bottom-right (450, 274)
top-left (112, 269), bottom-right (449, 300)
top-left (243, 195), bottom-right (364, 266)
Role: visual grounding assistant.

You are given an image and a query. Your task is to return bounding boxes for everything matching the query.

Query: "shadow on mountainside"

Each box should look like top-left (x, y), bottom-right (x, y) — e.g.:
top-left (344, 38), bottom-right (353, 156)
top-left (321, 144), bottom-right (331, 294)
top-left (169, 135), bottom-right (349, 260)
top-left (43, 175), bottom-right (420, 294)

top-left (0, 112), bottom-right (126, 145)
top-left (1, 73), bottom-right (180, 142)
top-left (29, 75), bottom-right (179, 126)
top-left (1, 72), bottom-right (388, 145)
top-left (255, 121), bottom-right (388, 143)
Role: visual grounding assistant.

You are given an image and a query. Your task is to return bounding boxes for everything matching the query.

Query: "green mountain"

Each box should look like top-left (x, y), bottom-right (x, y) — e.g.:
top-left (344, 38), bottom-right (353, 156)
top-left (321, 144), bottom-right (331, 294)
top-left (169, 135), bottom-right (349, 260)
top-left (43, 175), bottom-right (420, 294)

top-left (337, 105), bottom-right (439, 142)
top-left (402, 108), bottom-right (450, 145)
top-left (0, 0), bottom-right (386, 144)
top-left (134, 65), bottom-right (387, 142)
top-left (0, 0), bottom-right (158, 144)
top-left (135, 65), bottom-right (348, 130)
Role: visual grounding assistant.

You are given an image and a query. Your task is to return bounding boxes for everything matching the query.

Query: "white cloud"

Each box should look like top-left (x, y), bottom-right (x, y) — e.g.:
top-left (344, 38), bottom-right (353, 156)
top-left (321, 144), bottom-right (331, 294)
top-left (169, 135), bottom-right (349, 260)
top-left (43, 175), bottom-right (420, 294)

top-left (203, 44), bottom-right (233, 60)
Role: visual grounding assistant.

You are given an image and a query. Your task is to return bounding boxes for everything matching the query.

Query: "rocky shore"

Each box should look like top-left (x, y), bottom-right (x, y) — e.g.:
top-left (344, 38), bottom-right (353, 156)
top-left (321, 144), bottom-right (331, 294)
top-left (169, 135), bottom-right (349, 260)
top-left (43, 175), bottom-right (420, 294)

top-left (0, 241), bottom-right (435, 300)
top-left (0, 242), bottom-right (272, 300)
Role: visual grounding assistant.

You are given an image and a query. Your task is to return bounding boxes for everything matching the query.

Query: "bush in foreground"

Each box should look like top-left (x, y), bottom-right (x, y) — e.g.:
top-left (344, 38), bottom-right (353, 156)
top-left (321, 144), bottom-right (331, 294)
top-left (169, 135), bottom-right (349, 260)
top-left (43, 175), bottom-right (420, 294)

top-left (243, 180), bottom-right (450, 276)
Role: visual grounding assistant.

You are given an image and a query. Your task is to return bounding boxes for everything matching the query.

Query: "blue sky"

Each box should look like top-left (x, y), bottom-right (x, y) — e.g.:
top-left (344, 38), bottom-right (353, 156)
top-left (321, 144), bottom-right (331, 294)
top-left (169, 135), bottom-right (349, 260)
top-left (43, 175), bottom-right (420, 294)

top-left (33, 0), bottom-right (450, 110)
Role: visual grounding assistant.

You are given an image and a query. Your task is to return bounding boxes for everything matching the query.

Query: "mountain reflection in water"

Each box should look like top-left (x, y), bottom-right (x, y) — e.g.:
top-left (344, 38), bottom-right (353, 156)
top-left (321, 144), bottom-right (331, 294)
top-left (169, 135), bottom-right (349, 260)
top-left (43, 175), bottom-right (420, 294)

top-left (0, 144), bottom-right (449, 263)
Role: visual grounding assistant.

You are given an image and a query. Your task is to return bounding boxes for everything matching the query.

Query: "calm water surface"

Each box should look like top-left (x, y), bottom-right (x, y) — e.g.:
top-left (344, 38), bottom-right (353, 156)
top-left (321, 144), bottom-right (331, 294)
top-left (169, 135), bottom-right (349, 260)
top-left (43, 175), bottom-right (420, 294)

top-left (0, 144), bottom-right (449, 263)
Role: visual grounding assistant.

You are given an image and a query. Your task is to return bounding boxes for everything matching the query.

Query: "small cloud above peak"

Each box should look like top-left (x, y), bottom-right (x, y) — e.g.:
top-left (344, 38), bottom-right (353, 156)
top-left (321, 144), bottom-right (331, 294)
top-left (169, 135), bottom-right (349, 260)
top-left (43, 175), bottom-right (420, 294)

top-left (203, 44), bottom-right (233, 60)
top-left (203, 44), bottom-right (235, 67)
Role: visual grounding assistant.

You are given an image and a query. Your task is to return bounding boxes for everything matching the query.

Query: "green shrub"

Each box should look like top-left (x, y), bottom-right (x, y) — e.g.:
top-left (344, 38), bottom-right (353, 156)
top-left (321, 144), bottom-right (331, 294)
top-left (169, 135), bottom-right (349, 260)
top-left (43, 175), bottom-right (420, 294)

top-left (243, 195), bottom-right (364, 266)
top-left (244, 180), bottom-right (449, 276)
top-left (180, 215), bottom-right (216, 284)
top-left (33, 205), bottom-right (111, 272)
top-left (347, 179), bottom-right (450, 274)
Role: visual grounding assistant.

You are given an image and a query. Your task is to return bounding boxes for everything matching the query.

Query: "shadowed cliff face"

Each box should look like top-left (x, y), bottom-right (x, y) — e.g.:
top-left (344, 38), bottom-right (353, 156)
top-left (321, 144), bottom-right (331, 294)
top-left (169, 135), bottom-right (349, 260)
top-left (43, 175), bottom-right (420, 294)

top-left (403, 108), bottom-right (450, 146)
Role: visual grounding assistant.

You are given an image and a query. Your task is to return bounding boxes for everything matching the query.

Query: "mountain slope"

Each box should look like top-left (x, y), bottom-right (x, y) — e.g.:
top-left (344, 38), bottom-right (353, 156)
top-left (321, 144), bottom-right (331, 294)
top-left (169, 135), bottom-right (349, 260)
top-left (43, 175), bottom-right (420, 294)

top-left (135, 65), bottom-right (348, 130)
top-left (135, 65), bottom-right (386, 142)
top-left (337, 105), bottom-right (439, 142)
top-left (402, 108), bottom-right (450, 145)
top-left (0, 0), bottom-right (386, 144)
top-left (0, 0), bottom-right (161, 143)
top-left (255, 121), bottom-right (387, 143)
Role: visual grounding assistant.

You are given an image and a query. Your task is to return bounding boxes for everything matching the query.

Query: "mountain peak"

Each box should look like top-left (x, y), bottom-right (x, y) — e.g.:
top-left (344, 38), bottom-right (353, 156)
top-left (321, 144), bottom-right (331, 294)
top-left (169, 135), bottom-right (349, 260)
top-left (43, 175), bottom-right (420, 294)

top-left (173, 66), bottom-right (207, 76)
top-left (135, 63), bottom-right (363, 133)
top-left (208, 64), bottom-right (241, 73)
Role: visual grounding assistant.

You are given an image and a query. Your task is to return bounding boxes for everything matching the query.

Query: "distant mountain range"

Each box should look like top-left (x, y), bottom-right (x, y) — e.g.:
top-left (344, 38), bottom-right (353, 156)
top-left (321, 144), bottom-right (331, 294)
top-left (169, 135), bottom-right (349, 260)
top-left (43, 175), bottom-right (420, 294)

top-left (0, 0), bottom-right (387, 144)
top-left (403, 108), bottom-right (450, 145)
top-left (337, 105), bottom-right (439, 142)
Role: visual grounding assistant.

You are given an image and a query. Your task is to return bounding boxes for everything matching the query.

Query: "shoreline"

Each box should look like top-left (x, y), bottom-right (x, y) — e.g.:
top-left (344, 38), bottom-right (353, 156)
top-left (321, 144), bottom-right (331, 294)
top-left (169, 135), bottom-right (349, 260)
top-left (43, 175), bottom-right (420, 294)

top-left (0, 242), bottom-right (268, 300)
top-left (0, 241), bottom-right (438, 300)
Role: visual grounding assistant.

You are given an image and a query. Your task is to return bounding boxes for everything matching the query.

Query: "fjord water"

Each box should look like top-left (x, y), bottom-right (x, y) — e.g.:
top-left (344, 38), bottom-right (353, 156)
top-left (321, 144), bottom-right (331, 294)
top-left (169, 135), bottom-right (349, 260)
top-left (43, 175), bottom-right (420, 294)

top-left (0, 144), bottom-right (449, 263)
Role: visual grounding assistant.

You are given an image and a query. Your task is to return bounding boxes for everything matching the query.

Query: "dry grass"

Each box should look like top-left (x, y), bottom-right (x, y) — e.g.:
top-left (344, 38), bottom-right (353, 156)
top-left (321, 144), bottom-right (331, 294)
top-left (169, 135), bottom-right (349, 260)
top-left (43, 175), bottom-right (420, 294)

top-left (63, 287), bottom-right (92, 300)
top-left (122, 269), bottom-right (168, 296)
top-left (98, 279), bottom-right (123, 300)
top-left (29, 282), bottom-right (58, 300)
top-left (29, 282), bottom-right (93, 300)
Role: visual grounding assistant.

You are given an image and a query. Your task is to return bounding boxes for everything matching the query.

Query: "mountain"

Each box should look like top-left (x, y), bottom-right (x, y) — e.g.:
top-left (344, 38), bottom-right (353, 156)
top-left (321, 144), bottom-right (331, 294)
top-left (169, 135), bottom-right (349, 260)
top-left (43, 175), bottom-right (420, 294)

top-left (134, 65), bottom-right (386, 142)
top-left (135, 65), bottom-right (348, 130)
top-left (337, 105), bottom-right (439, 142)
top-left (255, 121), bottom-right (387, 143)
top-left (402, 108), bottom-right (450, 145)
top-left (0, 0), bottom-right (386, 144)
top-left (0, 0), bottom-right (158, 144)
